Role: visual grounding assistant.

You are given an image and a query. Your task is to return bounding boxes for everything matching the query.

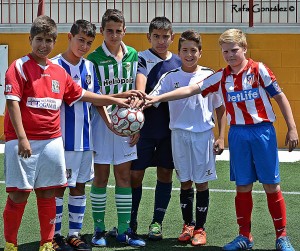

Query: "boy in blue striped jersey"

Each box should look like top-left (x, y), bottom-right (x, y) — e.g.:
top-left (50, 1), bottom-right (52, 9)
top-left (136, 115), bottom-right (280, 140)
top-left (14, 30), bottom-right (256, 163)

top-left (51, 19), bottom-right (101, 251)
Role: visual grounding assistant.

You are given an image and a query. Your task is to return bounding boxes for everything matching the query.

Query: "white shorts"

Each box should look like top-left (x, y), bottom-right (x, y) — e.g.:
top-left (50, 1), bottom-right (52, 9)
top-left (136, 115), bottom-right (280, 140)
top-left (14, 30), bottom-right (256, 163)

top-left (171, 129), bottom-right (217, 183)
top-left (65, 151), bottom-right (94, 187)
top-left (91, 113), bottom-right (137, 165)
top-left (4, 137), bottom-right (67, 191)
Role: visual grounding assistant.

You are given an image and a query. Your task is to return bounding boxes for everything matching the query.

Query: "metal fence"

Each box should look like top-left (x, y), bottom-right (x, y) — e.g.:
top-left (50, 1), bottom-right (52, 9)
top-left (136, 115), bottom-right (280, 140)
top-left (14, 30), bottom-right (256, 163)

top-left (0, 0), bottom-right (299, 27)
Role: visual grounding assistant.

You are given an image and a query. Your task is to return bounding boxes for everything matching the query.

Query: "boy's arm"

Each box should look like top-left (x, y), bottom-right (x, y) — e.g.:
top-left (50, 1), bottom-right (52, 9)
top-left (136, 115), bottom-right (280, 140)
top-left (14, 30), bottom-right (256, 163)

top-left (81, 91), bottom-right (130, 107)
top-left (273, 92), bottom-right (299, 152)
top-left (214, 104), bottom-right (226, 155)
top-left (6, 100), bottom-right (32, 158)
top-left (146, 83), bottom-right (201, 104)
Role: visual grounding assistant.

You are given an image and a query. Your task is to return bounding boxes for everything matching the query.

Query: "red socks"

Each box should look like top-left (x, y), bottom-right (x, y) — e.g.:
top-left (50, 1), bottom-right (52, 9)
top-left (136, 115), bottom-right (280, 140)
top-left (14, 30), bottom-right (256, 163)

top-left (37, 197), bottom-right (56, 245)
top-left (266, 190), bottom-right (287, 238)
top-left (3, 196), bottom-right (27, 246)
top-left (235, 191), bottom-right (253, 239)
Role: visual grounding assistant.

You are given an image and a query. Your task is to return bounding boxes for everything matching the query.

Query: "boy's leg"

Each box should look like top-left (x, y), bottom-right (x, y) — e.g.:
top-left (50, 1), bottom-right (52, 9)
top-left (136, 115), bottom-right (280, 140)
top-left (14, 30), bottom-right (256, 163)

top-left (3, 192), bottom-right (29, 246)
top-left (36, 189), bottom-right (56, 246)
top-left (54, 187), bottom-right (66, 235)
top-left (194, 185), bottom-right (209, 230)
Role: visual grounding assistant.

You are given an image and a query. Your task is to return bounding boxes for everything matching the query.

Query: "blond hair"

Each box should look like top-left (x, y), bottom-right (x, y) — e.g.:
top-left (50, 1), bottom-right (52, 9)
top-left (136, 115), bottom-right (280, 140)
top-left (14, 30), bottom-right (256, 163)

top-left (219, 29), bottom-right (247, 48)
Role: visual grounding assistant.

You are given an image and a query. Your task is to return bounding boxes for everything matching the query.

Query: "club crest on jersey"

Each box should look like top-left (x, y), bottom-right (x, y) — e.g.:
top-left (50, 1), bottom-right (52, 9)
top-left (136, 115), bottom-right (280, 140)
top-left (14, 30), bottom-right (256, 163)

top-left (246, 73), bottom-right (256, 86)
top-left (52, 80), bottom-right (60, 93)
top-left (125, 62), bottom-right (131, 71)
top-left (85, 74), bottom-right (91, 86)
top-left (5, 84), bottom-right (12, 92)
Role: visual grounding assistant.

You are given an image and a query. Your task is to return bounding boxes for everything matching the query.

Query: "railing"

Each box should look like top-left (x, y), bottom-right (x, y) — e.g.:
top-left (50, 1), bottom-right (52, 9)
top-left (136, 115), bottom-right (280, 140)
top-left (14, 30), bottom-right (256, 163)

top-left (0, 0), bottom-right (299, 26)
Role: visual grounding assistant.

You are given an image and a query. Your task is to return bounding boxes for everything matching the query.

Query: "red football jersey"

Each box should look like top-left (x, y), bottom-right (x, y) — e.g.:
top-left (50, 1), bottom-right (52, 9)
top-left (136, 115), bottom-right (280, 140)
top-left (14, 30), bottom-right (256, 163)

top-left (4, 54), bottom-right (84, 141)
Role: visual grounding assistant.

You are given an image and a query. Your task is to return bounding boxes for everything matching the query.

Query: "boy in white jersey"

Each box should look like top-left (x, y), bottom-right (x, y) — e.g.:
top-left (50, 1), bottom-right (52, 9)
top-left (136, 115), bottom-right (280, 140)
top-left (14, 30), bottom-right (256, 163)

top-left (150, 30), bottom-right (226, 246)
top-left (51, 20), bottom-right (102, 251)
top-left (146, 29), bottom-right (298, 251)
top-left (87, 9), bottom-right (145, 247)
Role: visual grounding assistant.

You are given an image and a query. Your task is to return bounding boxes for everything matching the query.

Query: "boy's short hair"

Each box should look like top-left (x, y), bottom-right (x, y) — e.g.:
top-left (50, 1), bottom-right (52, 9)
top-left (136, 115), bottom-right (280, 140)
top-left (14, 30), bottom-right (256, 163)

top-left (30, 15), bottom-right (57, 41)
top-left (70, 19), bottom-right (96, 38)
top-left (149, 16), bottom-right (173, 34)
top-left (101, 9), bottom-right (125, 29)
top-left (219, 28), bottom-right (247, 49)
top-left (178, 30), bottom-right (202, 51)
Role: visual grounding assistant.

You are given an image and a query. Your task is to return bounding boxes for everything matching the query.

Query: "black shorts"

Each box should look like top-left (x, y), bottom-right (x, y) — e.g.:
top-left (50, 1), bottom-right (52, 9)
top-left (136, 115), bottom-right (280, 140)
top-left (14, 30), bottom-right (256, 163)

top-left (131, 137), bottom-right (174, 171)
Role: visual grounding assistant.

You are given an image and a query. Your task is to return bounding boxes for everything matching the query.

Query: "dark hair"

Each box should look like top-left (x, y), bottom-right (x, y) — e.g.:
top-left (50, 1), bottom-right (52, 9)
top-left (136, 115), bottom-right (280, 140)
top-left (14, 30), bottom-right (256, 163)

top-left (149, 16), bottom-right (173, 34)
top-left (70, 19), bottom-right (96, 38)
top-left (30, 15), bottom-right (57, 41)
top-left (101, 9), bottom-right (125, 29)
top-left (178, 30), bottom-right (202, 51)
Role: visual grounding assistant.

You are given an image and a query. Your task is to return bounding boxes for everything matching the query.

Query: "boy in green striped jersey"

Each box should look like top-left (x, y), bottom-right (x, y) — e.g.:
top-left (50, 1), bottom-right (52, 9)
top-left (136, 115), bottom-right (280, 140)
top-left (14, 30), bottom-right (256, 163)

top-left (87, 9), bottom-right (145, 248)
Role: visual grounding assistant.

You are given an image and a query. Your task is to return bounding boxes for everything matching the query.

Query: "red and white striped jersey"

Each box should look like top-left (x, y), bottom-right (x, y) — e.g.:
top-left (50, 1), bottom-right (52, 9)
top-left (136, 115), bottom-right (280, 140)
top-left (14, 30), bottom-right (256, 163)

top-left (4, 54), bottom-right (84, 141)
top-left (199, 58), bottom-right (281, 125)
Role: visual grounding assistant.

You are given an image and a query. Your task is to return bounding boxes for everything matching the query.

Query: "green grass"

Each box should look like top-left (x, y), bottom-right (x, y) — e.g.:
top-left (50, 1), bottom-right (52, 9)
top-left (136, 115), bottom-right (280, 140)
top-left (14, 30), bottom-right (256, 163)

top-left (0, 154), bottom-right (299, 250)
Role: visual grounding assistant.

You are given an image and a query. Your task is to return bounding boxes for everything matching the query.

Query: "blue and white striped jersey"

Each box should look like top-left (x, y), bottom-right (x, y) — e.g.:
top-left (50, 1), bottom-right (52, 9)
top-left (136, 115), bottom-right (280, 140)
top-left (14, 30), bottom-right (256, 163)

top-left (51, 54), bottom-right (100, 151)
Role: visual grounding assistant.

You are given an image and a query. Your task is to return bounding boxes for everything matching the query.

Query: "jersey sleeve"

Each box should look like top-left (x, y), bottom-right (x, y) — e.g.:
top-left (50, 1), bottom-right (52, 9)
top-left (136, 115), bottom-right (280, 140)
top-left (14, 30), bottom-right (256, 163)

top-left (258, 62), bottom-right (282, 97)
top-left (200, 70), bottom-right (223, 97)
top-left (4, 60), bottom-right (24, 101)
top-left (137, 55), bottom-right (147, 76)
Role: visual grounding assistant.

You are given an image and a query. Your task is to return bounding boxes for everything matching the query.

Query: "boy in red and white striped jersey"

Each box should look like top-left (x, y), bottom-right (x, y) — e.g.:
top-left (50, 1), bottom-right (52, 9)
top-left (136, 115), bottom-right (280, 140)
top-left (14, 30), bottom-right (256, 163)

top-left (146, 28), bottom-right (298, 251)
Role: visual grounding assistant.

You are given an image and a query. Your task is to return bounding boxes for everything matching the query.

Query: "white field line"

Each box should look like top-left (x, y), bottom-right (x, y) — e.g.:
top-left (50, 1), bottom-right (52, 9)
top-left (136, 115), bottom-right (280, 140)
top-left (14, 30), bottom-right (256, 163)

top-left (0, 181), bottom-right (299, 195)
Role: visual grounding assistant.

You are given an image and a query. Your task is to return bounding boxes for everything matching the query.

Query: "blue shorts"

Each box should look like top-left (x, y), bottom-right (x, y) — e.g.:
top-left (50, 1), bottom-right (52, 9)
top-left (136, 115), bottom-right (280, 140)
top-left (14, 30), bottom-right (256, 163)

top-left (228, 122), bottom-right (280, 186)
top-left (131, 137), bottom-right (174, 171)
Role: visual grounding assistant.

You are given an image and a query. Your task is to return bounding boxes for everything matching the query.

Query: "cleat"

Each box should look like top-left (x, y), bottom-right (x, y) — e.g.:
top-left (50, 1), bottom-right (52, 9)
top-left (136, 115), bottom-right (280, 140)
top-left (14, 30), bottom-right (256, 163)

top-left (178, 224), bottom-right (195, 242)
top-left (148, 222), bottom-right (163, 240)
top-left (91, 228), bottom-right (107, 247)
top-left (276, 236), bottom-right (295, 251)
top-left (39, 242), bottom-right (55, 251)
top-left (116, 228), bottom-right (146, 247)
top-left (223, 235), bottom-right (254, 250)
top-left (4, 242), bottom-right (18, 251)
top-left (52, 234), bottom-right (73, 251)
top-left (67, 235), bottom-right (91, 251)
top-left (108, 226), bottom-right (118, 237)
top-left (191, 228), bottom-right (207, 246)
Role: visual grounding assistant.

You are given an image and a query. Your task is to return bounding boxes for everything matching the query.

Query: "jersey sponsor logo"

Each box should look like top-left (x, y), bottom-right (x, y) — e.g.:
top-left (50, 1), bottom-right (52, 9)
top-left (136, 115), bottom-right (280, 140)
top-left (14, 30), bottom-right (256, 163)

top-left (103, 77), bottom-right (134, 87)
top-left (5, 84), bottom-right (12, 92)
top-left (85, 74), bottom-right (91, 86)
top-left (173, 82), bottom-right (180, 88)
top-left (26, 97), bottom-right (62, 110)
top-left (52, 80), bottom-right (60, 93)
top-left (73, 74), bottom-right (80, 80)
top-left (227, 88), bottom-right (260, 103)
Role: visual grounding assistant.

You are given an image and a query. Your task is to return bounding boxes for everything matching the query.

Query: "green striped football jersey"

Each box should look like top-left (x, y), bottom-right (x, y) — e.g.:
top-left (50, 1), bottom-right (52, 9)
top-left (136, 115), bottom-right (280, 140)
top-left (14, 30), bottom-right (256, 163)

top-left (88, 42), bottom-right (138, 112)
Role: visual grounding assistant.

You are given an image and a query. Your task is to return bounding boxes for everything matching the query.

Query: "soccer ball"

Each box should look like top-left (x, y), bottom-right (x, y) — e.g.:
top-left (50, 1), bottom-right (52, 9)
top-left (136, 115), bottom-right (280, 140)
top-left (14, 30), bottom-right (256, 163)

top-left (111, 106), bottom-right (145, 136)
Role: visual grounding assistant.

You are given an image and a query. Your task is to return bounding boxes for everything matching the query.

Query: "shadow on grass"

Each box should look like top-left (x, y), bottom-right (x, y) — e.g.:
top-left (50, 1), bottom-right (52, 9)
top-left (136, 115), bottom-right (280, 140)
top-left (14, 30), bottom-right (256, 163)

top-left (81, 233), bottom-right (272, 251)
top-left (6, 235), bottom-right (272, 251)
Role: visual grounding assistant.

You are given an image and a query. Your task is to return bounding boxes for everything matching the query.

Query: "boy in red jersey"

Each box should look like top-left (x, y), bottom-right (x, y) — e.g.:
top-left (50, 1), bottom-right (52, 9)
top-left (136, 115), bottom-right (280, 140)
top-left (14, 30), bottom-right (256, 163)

top-left (146, 28), bottom-right (298, 251)
top-left (3, 15), bottom-right (138, 251)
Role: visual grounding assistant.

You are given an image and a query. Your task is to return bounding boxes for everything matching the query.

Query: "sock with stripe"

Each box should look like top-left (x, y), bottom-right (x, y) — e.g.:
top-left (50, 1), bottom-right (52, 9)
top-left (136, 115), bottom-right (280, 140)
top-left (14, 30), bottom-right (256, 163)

top-left (54, 197), bottom-right (63, 235)
top-left (180, 188), bottom-right (194, 225)
top-left (195, 189), bottom-right (209, 229)
top-left (90, 185), bottom-right (106, 231)
top-left (235, 191), bottom-right (253, 239)
top-left (152, 180), bottom-right (172, 224)
top-left (3, 196), bottom-right (27, 246)
top-left (115, 186), bottom-right (132, 234)
top-left (266, 190), bottom-right (287, 238)
top-left (131, 185), bottom-right (142, 225)
top-left (68, 195), bottom-right (86, 236)
top-left (37, 197), bottom-right (56, 245)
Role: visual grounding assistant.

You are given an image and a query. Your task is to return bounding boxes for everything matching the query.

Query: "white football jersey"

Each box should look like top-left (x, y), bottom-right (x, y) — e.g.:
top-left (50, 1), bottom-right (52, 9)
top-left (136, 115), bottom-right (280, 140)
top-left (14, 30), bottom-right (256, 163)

top-left (151, 66), bottom-right (222, 133)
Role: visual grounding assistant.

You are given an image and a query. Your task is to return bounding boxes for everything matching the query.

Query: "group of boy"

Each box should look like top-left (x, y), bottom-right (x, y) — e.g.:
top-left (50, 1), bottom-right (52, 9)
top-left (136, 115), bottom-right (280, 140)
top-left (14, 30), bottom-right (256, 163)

top-left (2, 7), bottom-right (298, 251)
